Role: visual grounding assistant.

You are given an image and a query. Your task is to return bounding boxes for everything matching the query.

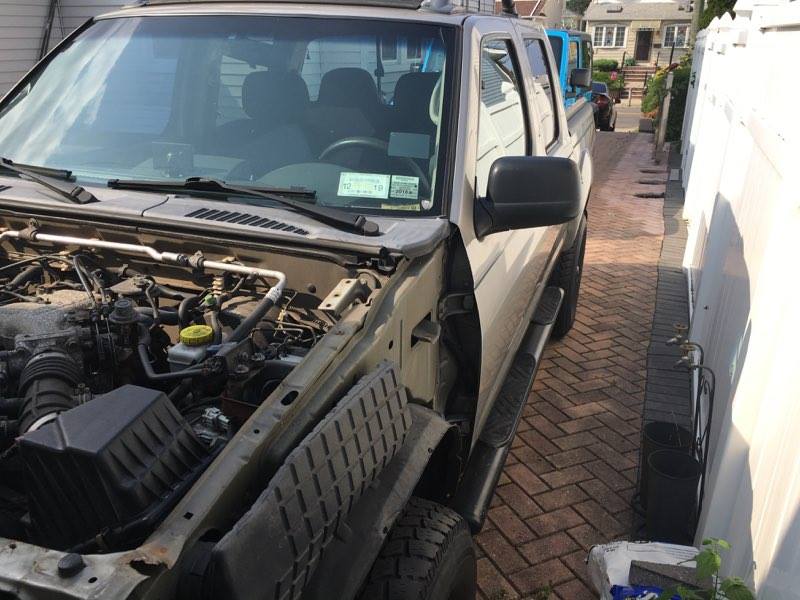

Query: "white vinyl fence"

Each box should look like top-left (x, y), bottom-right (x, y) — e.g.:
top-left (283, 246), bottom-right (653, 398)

top-left (680, 0), bottom-right (799, 595)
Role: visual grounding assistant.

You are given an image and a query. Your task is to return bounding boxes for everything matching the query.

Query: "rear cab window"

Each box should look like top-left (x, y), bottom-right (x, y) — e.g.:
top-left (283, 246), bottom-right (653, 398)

top-left (566, 40), bottom-right (579, 100)
top-left (523, 38), bottom-right (558, 148)
top-left (579, 38), bottom-right (593, 101)
top-left (475, 37), bottom-right (529, 197)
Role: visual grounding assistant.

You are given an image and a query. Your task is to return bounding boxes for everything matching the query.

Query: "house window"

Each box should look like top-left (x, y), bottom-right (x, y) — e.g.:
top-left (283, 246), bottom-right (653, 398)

top-left (663, 24), bottom-right (690, 48)
top-left (593, 25), bottom-right (626, 48)
top-left (381, 35), bottom-right (398, 61)
top-left (406, 38), bottom-right (423, 60)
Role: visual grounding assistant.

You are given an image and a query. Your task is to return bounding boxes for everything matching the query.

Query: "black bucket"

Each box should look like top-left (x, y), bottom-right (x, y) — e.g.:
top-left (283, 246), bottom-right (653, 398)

top-left (639, 421), bottom-right (692, 509)
top-left (646, 449), bottom-right (701, 544)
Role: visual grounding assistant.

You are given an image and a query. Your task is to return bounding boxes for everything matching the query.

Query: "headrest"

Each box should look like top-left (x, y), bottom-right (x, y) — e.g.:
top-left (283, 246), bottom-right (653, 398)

top-left (318, 68), bottom-right (380, 109)
top-left (242, 71), bottom-right (309, 122)
top-left (394, 72), bottom-right (440, 115)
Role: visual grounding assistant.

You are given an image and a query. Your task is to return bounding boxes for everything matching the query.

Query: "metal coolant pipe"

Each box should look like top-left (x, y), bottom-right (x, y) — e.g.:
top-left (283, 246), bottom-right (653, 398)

top-left (0, 228), bottom-right (287, 305)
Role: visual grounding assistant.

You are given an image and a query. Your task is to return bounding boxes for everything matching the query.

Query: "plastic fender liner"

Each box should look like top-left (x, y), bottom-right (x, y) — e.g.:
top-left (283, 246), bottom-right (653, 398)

top-left (303, 404), bottom-right (454, 600)
top-left (207, 361), bottom-right (412, 600)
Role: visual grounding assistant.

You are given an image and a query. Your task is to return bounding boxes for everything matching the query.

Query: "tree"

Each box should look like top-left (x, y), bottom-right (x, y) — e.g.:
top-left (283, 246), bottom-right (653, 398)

top-left (566, 0), bottom-right (591, 15)
top-left (699, 0), bottom-right (736, 29)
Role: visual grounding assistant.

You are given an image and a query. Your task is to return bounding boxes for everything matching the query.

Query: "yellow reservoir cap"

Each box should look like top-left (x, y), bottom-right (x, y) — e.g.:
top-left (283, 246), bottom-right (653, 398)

top-left (179, 325), bottom-right (214, 346)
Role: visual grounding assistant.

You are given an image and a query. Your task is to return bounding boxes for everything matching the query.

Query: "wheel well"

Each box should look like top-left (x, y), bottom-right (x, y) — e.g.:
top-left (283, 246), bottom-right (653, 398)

top-left (413, 425), bottom-right (463, 506)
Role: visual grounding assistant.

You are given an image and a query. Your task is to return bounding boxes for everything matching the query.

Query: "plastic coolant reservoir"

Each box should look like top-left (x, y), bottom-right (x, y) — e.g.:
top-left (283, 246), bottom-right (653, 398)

top-left (168, 325), bottom-right (213, 371)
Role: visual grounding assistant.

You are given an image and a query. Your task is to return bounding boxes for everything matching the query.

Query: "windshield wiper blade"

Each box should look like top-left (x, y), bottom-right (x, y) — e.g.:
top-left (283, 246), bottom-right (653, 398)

top-left (108, 176), bottom-right (380, 236)
top-left (108, 177), bottom-right (317, 200)
top-left (0, 157), bottom-right (97, 205)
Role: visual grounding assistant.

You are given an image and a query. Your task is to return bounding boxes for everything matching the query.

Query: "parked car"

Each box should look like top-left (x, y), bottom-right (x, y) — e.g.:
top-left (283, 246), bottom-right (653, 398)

top-left (591, 81), bottom-right (618, 131)
top-left (546, 29), bottom-right (594, 109)
top-left (0, 0), bottom-right (594, 598)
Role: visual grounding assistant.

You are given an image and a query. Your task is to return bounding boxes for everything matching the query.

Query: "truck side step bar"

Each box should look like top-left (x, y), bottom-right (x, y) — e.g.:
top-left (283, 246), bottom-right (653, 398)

top-left (451, 286), bottom-right (564, 532)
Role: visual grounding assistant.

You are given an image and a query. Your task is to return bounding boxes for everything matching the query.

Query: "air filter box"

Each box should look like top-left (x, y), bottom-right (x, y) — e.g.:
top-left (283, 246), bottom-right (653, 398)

top-left (19, 385), bottom-right (211, 551)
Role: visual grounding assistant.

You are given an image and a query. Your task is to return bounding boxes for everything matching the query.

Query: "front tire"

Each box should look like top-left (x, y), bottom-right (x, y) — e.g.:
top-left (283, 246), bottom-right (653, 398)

top-left (359, 497), bottom-right (476, 600)
top-left (550, 216), bottom-right (587, 339)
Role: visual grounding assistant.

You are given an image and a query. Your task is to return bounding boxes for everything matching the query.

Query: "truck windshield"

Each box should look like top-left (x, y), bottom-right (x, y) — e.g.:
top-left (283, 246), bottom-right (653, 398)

top-left (0, 16), bottom-right (455, 216)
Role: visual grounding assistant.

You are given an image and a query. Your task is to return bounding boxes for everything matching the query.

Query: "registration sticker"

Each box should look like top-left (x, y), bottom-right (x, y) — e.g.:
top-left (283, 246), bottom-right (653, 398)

top-left (390, 175), bottom-right (420, 201)
top-left (338, 172), bottom-right (390, 199)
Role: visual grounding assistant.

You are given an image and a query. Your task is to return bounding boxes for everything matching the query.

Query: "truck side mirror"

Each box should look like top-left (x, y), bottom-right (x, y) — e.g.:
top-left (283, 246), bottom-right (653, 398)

top-left (475, 156), bottom-right (582, 238)
top-left (569, 68), bottom-right (591, 89)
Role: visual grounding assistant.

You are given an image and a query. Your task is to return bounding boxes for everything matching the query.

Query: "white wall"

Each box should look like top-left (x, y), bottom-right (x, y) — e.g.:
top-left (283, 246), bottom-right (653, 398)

top-left (680, 0), bottom-right (800, 595)
top-left (0, 0), bottom-right (123, 97)
top-left (0, 0), bottom-right (52, 94)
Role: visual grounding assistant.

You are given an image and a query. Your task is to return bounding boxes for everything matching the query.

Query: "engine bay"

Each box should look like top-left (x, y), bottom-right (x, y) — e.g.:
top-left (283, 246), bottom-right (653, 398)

top-left (0, 227), bottom-right (354, 554)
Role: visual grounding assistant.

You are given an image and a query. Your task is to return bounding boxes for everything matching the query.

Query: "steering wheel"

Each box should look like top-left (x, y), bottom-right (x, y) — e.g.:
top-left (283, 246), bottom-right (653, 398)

top-left (318, 136), bottom-right (431, 195)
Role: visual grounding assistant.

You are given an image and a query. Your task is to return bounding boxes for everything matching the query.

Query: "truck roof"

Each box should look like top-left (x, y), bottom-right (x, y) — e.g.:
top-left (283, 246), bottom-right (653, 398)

top-left (141, 0), bottom-right (423, 7)
top-left (118, 0), bottom-right (498, 14)
top-left (99, 0), bottom-right (517, 25)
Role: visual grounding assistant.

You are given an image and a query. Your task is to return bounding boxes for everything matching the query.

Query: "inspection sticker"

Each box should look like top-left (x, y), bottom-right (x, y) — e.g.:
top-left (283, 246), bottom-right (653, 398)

top-left (338, 172), bottom-right (390, 199)
top-left (390, 175), bottom-right (420, 201)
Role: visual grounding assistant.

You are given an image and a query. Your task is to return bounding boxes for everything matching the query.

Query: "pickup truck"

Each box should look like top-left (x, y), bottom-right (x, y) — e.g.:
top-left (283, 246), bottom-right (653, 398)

top-left (0, 0), bottom-right (594, 598)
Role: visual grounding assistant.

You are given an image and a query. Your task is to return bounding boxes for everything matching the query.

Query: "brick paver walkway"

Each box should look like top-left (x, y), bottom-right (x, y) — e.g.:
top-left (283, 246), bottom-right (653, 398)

top-left (476, 133), bottom-right (669, 600)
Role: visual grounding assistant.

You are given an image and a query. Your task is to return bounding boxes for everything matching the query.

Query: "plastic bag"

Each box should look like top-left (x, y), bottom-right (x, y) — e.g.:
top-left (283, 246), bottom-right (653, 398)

top-left (587, 541), bottom-right (699, 599)
top-left (610, 584), bottom-right (680, 600)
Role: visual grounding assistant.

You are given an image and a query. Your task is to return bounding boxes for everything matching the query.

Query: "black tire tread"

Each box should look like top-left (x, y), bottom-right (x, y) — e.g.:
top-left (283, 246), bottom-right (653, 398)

top-left (359, 497), bottom-right (473, 600)
top-left (550, 216), bottom-right (587, 339)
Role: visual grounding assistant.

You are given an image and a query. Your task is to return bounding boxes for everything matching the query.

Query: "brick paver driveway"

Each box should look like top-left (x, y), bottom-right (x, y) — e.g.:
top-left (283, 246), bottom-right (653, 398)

top-left (476, 133), bottom-right (668, 600)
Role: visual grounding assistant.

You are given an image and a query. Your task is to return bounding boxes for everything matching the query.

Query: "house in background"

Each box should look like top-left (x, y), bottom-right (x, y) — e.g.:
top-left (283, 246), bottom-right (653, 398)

top-left (495, 0), bottom-right (566, 28)
top-left (561, 6), bottom-right (584, 29)
top-left (583, 0), bottom-right (692, 66)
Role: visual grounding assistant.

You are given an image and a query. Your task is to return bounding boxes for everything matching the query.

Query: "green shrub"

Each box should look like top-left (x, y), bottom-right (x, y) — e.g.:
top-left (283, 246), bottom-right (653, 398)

top-left (594, 59), bottom-right (619, 72)
top-left (623, 57), bottom-right (637, 66)
top-left (592, 69), bottom-right (625, 92)
top-left (641, 56), bottom-right (692, 141)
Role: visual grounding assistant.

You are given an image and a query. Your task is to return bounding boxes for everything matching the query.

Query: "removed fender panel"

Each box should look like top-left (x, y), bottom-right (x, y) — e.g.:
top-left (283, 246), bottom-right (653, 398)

top-left (304, 405), bottom-right (454, 600)
top-left (208, 361), bottom-right (412, 600)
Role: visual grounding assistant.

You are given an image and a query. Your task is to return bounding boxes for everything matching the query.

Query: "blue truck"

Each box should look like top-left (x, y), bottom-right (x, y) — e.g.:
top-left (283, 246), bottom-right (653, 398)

top-left (546, 29), bottom-right (594, 109)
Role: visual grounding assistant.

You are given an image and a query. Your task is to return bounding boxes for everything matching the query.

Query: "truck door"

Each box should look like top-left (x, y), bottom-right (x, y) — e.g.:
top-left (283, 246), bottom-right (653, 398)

top-left (457, 21), bottom-right (559, 442)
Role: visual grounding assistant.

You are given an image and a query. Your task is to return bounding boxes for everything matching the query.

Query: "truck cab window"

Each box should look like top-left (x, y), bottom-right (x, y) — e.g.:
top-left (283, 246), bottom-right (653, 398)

top-left (566, 40), bottom-right (579, 98)
top-left (476, 39), bottom-right (528, 197)
top-left (524, 38), bottom-right (557, 147)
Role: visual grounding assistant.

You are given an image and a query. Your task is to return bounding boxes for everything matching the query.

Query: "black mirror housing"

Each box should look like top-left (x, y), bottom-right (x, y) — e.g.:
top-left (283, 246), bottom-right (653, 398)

top-left (570, 68), bottom-right (592, 89)
top-left (475, 156), bottom-right (582, 238)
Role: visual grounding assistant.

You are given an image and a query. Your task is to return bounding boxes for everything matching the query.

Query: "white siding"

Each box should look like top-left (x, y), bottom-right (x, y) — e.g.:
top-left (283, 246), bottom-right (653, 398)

top-left (0, 0), bottom-right (50, 94)
top-left (680, 0), bottom-right (800, 596)
top-left (0, 0), bottom-right (123, 97)
top-left (53, 0), bottom-right (125, 41)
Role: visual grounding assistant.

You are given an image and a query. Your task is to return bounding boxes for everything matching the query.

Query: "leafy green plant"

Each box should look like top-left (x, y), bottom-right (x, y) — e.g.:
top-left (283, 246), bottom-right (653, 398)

top-left (641, 55), bottom-right (692, 140)
top-left (624, 57), bottom-right (637, 67)
top-left (594, 59), bottom-right (619, 72)
top-left (699, 0), bottom-right (736, 29)
top-left (658, 538), bottom-right (755, 600)
top-left (566, 0), bottom-right (591, 16)
top-left (592, 69), bottom-right (625, 92)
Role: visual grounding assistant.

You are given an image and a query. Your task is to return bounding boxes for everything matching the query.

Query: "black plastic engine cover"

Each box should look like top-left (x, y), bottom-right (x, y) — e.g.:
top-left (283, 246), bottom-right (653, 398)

top-left (19, 385), bottom-right (211, 551)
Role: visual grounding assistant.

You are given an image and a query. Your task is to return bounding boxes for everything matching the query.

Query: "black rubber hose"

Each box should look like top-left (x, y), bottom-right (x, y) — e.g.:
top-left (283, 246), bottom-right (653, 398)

top-left (227, 296), bottom-right (276, 344)
top-left (135, 306), bottom-right (181, 326)
top-left (8, 265), bottom-right (42, 288)
top-left (137, 324), bottom-right (205, 382)
top-left (179, 296), bottom-right (202, 328)
top-left (209, 310), bottom-right (223, 345)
